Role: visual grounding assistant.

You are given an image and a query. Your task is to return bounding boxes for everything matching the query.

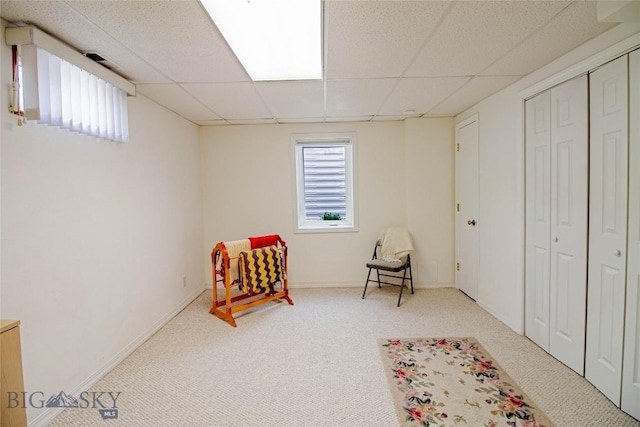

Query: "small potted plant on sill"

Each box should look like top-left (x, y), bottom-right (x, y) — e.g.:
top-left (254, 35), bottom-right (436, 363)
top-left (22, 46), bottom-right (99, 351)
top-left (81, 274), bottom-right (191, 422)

top-left (321, 212), bottom-right (342, 221)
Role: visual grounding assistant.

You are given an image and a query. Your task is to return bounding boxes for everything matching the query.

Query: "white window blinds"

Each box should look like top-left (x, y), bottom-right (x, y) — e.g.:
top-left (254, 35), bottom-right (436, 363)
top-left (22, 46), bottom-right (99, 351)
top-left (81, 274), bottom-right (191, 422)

top-left (6, 25), bottom-right (134, 143)
top-left (301, 146), bottom-right (347, 220)
top-left (30, 46), bottom-right (129, 142)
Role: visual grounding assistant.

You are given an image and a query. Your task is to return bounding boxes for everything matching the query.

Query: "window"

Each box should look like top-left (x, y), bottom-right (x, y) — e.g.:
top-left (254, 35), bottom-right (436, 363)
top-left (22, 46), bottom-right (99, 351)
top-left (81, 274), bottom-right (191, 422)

top-left (293, 133), bottom-right (357, 232)
top-left (7, 26), bottom-right (134, 143)
top-left (24, 47), bottom-right (129, 142)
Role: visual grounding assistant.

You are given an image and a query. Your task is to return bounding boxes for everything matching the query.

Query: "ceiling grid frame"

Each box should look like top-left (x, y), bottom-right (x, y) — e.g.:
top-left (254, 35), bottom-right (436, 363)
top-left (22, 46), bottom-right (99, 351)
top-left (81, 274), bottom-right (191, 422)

top-left (0, 0), bottom-right (621, 125)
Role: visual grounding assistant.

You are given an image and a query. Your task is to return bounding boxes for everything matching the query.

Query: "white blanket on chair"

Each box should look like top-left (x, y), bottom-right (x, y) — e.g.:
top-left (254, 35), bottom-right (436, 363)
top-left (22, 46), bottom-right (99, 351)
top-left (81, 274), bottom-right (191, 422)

top-left (380, 228), bottom-right (413, 262)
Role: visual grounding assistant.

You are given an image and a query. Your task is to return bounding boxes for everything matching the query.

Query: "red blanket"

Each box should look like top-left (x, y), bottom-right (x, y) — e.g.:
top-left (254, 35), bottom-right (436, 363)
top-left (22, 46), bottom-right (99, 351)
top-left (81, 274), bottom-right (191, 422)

top-left (248, 234), bottom-right (280, 249)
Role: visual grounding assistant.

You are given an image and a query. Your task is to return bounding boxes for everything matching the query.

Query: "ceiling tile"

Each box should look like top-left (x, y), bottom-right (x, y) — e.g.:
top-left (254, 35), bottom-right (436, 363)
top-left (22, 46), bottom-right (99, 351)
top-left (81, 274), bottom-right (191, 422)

top-left (481, 2), bottom-right (617, 76)
top-left (326, 79), bottom-right (397, 117)
top-left (136, 84), bottom-right (220, 122)
top-left (377, 77), bottom-right (471, 116)
top-left (428, 76), bottom-right (522, 115)
top-left (406, 1), bottom-right (572, 77)
top-left (325, 1), bottom-right (450, 79)
top-left (182, 83), bottom-right (272, 120)
top-left (0, 1), bottom-right (170, 84)
top-left (255, 80), bottom-right (324, 119)
top-left (64, 0), bottom-right (248, 83)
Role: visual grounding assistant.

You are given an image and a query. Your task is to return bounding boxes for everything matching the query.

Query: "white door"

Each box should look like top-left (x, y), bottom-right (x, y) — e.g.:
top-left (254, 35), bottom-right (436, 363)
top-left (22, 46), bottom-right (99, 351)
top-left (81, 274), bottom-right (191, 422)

top-left (622, 48), bottom-right (640, 420)
top-left (548, 76), bottom-right (589, 375)
top-left (586, 55), bottom-right (629, 404)
top-left (455, 115), bottom-right (479, 300)
top-left (525, 91), bottom-right (551, 351)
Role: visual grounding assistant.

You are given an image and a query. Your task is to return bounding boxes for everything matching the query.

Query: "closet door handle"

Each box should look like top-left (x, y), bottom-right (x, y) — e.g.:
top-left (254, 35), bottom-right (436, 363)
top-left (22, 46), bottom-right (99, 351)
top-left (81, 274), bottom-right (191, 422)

top-left (467, 219), bottom-right (476, 226)
top-left (553, 237), bottom-right (558, 243)
top-left (614, 249), bottom-right (622, 257)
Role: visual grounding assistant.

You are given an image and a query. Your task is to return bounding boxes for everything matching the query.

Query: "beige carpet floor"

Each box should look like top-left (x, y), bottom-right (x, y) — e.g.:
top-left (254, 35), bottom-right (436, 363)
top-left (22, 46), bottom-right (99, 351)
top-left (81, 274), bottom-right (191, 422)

top-left (49, 287), bottom-right (640, 426)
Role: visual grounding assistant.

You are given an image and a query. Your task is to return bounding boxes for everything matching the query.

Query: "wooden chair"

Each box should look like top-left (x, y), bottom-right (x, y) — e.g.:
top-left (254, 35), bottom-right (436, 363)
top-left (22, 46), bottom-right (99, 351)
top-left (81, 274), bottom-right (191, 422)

top-left (362, 240), bottom-right (414, 307)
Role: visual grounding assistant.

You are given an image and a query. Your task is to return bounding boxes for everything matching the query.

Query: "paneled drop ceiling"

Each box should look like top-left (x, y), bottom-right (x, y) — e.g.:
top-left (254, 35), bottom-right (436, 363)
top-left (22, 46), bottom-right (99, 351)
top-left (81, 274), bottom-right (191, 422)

top-left (0, 1), bottom-right (619, 125)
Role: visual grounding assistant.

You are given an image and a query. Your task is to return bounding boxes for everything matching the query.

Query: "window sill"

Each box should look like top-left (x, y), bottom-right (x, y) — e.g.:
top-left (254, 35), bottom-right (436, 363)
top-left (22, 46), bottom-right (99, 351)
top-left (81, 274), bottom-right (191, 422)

top-left (294, 222), bottom-right (358, 234)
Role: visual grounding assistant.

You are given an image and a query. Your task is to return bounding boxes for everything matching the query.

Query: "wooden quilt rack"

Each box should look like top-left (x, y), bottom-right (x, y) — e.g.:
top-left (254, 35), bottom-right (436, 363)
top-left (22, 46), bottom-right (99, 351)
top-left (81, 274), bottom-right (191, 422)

top-left (210, 234), bottom-right (293, 327)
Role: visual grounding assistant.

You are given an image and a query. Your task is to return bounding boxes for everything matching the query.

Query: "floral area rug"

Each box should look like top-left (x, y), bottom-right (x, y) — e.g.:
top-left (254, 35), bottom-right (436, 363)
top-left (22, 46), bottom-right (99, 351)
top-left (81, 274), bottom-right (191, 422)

top-left (379, 337), bottom-right (554, 427)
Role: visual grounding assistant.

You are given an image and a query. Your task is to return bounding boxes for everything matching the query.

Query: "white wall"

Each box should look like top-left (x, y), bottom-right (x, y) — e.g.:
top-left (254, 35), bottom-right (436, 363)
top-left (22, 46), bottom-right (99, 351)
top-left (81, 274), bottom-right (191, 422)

top-left (456, 22), bottom-right (640, 333)
top-left (405, 118), bottom-right (455, 287)
top-left (200, 119), bottom-right (455, 288)
top-left (0, 20), bottom-right (204, 425)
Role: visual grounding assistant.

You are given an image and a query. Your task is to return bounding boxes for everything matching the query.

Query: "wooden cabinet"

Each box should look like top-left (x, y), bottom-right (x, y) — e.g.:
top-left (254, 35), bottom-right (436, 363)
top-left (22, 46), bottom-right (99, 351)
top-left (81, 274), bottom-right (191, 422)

top-left (1, 320), bottom-right (27, 427)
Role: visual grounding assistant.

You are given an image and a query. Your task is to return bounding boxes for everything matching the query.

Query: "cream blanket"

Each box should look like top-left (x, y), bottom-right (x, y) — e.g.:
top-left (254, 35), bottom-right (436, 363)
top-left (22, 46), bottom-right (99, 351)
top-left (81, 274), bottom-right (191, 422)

top-left (217, 239), bottom-right (251, 284)
top-left (379, 227), bottom-right (413, 262)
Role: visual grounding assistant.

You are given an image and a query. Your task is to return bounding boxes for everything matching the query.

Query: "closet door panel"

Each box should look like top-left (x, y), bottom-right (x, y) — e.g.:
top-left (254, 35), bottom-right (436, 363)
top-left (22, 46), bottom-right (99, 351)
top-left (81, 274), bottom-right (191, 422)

top-left (622, 48), bottom-right (640, 420)
top-left (549, 76), bottom-right (588, 375)
top-left (525, 91), bottom-right (551, 351)
top-left (586, 55), bottom-right (628, 404)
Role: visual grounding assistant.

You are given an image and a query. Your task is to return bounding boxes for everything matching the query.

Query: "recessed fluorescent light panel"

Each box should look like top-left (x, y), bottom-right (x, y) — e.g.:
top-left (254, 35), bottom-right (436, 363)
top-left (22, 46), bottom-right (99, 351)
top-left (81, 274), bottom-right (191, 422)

top-left (201, 0), bottom-right (322, 81)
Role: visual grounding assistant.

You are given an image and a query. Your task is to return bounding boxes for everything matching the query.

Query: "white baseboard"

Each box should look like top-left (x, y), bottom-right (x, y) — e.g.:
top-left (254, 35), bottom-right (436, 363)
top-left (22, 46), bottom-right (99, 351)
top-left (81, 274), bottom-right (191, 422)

top-left (415, 281), bottom-right (454, 289)
top-left (289, 281), bottom-right (363, 288)
top-left (206, 281), bottom-right (453, 289)
top-left (287, 281), bottom-right (453, 289)
top-left (477, 299), bottom-right (522, 335)
top-left (28, 287), bottom-right (205, 427)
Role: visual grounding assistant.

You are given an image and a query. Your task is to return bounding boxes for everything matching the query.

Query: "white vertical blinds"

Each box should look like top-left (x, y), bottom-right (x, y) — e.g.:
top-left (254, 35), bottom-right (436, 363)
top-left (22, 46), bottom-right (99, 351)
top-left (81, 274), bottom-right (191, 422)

top-left (33, 47), bottom-right (129, 142)
top-left (302, 146), bottom-right (347, 220)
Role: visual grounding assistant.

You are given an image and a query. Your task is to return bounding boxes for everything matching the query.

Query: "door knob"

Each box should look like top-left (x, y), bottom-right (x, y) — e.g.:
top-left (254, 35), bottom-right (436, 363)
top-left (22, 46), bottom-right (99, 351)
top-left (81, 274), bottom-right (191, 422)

top-left (553, 237), bottom-right (558, 243)
top-left (614, 249), bottom-right (622, 257)
top-left (467, 219), bottom-right (476, 226)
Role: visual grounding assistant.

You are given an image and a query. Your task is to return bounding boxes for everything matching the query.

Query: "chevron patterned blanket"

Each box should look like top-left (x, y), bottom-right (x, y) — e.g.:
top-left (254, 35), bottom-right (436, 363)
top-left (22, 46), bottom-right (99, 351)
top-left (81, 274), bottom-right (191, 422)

top-left (238, 246), bottom-right (283, 295)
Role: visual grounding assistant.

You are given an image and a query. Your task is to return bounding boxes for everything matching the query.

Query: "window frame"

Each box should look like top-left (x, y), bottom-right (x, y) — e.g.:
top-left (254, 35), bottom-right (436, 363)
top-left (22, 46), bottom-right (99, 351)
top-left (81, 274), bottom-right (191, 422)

top-left (292, 132), bottom-right (358, 234)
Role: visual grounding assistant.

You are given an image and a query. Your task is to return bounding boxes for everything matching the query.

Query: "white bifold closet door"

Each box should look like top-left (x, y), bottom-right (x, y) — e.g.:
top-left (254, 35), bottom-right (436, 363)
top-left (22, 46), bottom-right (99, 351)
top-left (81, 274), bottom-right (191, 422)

top-left (525, 75), bottom-right (588, 375)
top-left (622, 48), bottom-right (640, 420)
top-left (525, 90), bottom-right (551, 351)
top-left (548, 77), bottom-right (589, 374)
top-left (586, 54), bottom-right (629, 404)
